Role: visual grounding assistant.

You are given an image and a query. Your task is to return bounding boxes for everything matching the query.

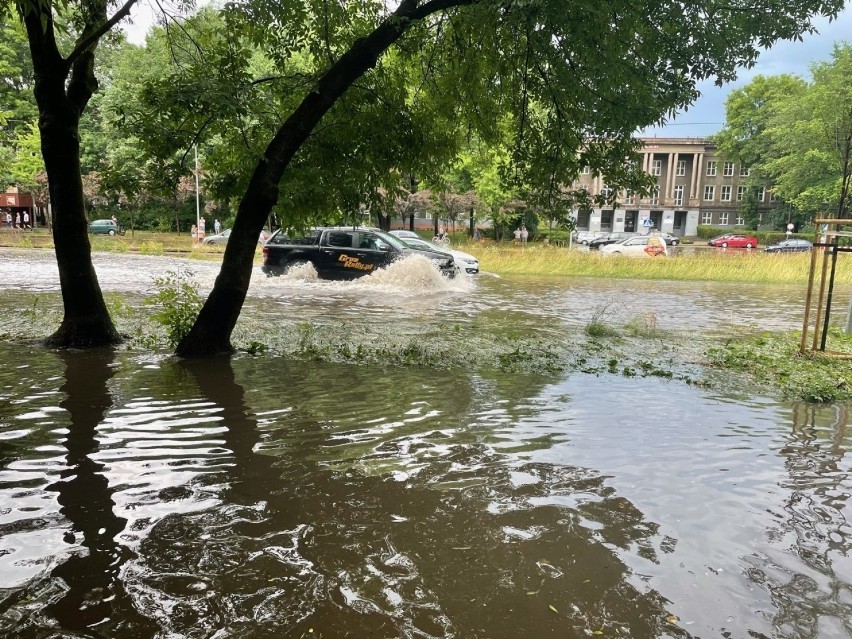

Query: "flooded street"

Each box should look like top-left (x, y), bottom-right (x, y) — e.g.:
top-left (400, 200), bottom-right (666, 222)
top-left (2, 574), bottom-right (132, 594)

top-left (0, 248), bottom-right (850, 638)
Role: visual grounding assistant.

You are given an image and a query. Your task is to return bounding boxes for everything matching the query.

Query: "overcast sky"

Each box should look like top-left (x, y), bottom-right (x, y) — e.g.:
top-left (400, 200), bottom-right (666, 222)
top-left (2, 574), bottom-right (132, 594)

top-left (123, 2), bottom-right (852, 141)
top-left (642, 6), bottom-right (852, 138)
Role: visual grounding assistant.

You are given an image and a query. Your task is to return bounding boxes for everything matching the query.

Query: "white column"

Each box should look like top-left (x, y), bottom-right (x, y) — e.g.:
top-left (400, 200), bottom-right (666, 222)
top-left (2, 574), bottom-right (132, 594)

top-left (685, 210), bottom-right (700, 236)
top-left (670, 153), bottom-right (680, 199)
top-left (590, 208), bottom-right (602, 233)
top-left (666, 153), bottom-right (674, 202)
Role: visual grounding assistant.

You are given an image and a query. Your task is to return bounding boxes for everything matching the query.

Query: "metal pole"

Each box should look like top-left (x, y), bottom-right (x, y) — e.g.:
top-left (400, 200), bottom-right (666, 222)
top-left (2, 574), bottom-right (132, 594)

top-left (195, 146), bottom-right (201, 231)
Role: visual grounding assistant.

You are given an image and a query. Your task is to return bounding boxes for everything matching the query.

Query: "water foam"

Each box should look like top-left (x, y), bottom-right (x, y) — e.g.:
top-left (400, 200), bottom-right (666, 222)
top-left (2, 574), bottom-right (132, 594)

top-left (249, 254), bottom-right (475, 296)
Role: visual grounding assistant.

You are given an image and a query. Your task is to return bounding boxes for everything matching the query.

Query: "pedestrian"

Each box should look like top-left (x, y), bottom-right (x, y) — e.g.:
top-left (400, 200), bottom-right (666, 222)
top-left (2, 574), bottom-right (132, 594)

top-left (198, 217), bottom-right (206, 242)
top-left (473, 227), bottom-right (481, 242)
top-left (4, 212), bottom-right (10, 228)
top-left (23, 211), bottom-right (30, 229)
top-left (521, 226), bottom-right (528, 243)
top-left (214, 219), bottom-right (221, 235)
top-left (111, 214), bottom-right (118, 225)
top-left (14, 212), bottom-right (21, 229)
top-left (513, 227), bottom-right (521, 243)
top-left (191, 224), bottom-right (198, 245)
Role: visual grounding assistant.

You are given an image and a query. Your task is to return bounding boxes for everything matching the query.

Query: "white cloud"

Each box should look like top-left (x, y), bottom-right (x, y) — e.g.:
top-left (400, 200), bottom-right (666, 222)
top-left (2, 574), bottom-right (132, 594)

top-left (642, 6), bottom-right (852, 138)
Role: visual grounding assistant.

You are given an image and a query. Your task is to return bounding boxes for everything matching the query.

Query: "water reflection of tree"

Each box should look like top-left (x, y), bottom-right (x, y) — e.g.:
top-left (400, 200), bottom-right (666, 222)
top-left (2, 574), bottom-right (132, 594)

top-left (753, 403), bottom-right (852, 636)
top-left (46, 349), bottom-right (155, 634)
top-left (125, 359), bottom-right (693, 638)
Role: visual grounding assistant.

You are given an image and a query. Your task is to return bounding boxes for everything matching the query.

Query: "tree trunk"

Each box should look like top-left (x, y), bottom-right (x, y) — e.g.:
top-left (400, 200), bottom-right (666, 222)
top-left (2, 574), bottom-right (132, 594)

top-left (23, 6), bottom-right (121, 348)
top-left (177, 0), bottom-right (471, 357)
top-left (43, 114), bottom-right (121, 347)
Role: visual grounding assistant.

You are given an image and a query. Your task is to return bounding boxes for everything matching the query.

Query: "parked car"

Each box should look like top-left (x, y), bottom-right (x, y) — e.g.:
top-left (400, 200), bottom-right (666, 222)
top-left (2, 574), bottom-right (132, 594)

top-left (389, 229), bottom-right (421, 241)
top-left (395, 236), bottom-right (479, 274)
top-left (572, 230), bottom-right (607, 245)
top-left (764, 238), bottom-right (813, 253)
top-left (262, 227), bottom-right (457, 279)
top-left (654, 232), bottom-right (680, 246)
top-left (201, 228), bottom-right (271, 245)
top-left (600, 234), bottom-right (668, 257)
top-left (707, 233), bottom-right (758, 248)
top-left (88, 219), bottom-right (125, 236)
top-left (588, 232), bottom-right (636, 250)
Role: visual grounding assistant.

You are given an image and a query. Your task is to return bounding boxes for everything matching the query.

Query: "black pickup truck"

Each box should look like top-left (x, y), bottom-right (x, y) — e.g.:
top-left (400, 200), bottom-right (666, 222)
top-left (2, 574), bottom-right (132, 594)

top-left (261, 227), bottom-right (458, 280)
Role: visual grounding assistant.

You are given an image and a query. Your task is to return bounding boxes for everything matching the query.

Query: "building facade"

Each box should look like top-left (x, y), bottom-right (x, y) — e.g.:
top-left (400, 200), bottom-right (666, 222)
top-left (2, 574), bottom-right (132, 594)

top-left (573, 137), bottom-right (778, 237)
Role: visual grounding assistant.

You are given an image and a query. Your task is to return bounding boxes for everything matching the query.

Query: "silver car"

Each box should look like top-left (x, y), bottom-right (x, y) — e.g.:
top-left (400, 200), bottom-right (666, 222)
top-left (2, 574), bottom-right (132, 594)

top-left (392, 233), bottom-right (480, 274)
top-left (572, 230), bottom-right (607, 245)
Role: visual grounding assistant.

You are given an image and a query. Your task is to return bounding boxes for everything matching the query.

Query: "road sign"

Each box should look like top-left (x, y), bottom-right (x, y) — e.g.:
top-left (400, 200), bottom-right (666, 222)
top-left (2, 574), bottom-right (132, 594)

top-left (786, 223), bottom-right (794, 231)
top-left (642, 218), bottom-right (654, 228)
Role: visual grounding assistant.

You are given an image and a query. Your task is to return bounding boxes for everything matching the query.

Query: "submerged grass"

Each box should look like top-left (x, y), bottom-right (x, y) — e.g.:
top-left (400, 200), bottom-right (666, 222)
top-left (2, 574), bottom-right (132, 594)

top-left (4, 287), bottom-right (851, 402)
top-left (706, 329), bottom-right (852, 402)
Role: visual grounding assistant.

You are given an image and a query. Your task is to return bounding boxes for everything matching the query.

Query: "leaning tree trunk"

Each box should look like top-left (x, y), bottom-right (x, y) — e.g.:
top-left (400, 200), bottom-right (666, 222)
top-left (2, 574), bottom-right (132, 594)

top-left (176, 0), bottom-right (471, 357)
top-left (22, 5), bottom-right (121, 348)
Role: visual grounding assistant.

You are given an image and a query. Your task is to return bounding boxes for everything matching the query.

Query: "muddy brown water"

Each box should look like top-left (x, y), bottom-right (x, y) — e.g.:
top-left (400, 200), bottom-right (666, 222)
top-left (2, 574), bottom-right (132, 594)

top-left (0, 249), bottom-right (850, 638)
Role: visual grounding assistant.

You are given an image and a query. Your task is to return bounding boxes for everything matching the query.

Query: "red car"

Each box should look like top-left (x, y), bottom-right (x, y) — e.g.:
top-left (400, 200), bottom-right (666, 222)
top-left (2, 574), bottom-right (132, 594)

top-left (708, 233), bottom-right (758, 249)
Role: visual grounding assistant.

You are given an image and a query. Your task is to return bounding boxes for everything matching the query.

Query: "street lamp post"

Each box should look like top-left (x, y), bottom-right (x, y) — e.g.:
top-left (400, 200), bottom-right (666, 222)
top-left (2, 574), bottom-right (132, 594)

top-left (194, 146), bottom-right (201, 233)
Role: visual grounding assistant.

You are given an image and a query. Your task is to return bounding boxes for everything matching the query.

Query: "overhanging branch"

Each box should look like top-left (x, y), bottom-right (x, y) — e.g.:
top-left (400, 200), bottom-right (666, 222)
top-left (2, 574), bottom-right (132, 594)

top-left (66, 0), bottom-right (139, 66)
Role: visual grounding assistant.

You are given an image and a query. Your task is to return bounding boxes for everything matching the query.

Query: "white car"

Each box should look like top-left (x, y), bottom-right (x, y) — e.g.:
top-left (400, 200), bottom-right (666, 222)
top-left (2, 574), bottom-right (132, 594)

top-left (599, 234), bottom-right (668, 257)
top-left (389, 229), bottom-right (421, 241)
top-left (202, 228), bottom-right (272, 245)
top-left (391, 233), bottom-right (480, 274)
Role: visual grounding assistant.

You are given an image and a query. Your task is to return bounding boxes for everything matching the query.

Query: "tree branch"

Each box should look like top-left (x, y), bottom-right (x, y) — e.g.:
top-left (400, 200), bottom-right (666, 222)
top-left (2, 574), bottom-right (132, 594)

top-left (66, 0), bottom-right (140, 66)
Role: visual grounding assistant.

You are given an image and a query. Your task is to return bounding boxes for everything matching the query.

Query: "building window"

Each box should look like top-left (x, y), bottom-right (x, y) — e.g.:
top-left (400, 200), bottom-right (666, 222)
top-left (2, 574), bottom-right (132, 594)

top-left (674, 185), bottom-right (684, 206)
top-left (737, 186), bottom-right (746, 202)
top-left (740, 166), bottom-right (750, 177)
top-left (720, 186), bottom-right (732, 202)
top-left (736, 214), bottom-right (745, 226)
top-left (582, 166), bottom-right (591, 175)
top-left (651, 160), bottom-right (662, 176)
top-left (719, 212), bottom-right (729, 225)
top-left (701, 211), bottom-right (712, 225)
top-left (625, 190), bottom-right (635, 205)
top-left (649, 186), bottom-right (660, 205)
top-left (706, 161), bottom-right (717, 177)
top-left (769, 191), bottom-right (777, 202)
top-left (757, 187), bottom-right (765, 202)
top-left (600, 185), bottom-right (612, 200)
top-left (703, 185), bottom-right (715, 201)
top-left (676, 160), bottom-right (686, 176)
top-left (723, 162), bottom-right (735, 177)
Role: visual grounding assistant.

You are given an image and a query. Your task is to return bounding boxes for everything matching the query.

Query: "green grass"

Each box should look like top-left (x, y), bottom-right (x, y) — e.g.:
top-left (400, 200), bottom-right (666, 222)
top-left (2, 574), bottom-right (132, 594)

top-left (464, 243), bottom-right (852, 285)
top-left (706, 329), bottom-right (852, 402)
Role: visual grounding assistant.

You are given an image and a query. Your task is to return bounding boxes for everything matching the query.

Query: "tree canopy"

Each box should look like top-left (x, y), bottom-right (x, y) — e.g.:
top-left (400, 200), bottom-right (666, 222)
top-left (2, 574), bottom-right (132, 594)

top-left (715, 43), bottom-right (852, 221)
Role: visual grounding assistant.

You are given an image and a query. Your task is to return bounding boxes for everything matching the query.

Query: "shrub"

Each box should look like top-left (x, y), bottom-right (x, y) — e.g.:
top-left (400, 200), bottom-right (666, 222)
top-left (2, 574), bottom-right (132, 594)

top-left (147, 269), bottom-right (203, 348)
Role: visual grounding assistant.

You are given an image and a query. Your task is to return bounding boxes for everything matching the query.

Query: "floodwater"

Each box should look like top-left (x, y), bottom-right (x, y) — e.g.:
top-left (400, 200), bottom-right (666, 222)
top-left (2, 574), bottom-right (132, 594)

top-left (0, 248), bottom-right (851, 638)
